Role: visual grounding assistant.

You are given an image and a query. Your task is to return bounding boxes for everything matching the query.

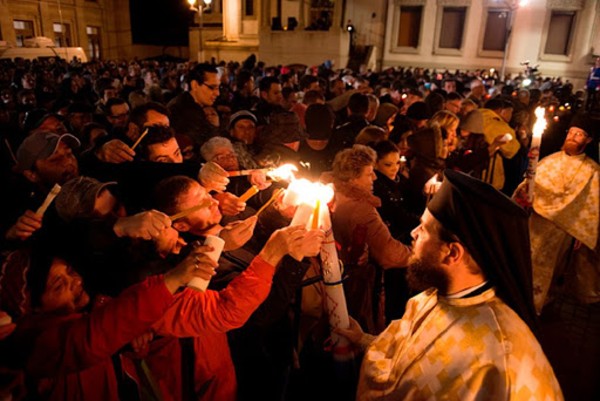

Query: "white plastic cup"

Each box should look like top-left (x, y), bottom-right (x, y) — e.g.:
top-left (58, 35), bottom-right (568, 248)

top-left (187, 235), bottom-right (225, 292)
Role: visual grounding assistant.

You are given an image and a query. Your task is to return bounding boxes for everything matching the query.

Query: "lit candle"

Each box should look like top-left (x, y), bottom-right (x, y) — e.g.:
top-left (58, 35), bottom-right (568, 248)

top-left (267, 163), bottom-right (298, 182)
top-left (283, 179), bottom-right (352, 360)
top-left (526, 107), bottom-right (547, 204)
top-left (227, 168), bottom-right (271, 177)
top-left (238, 185), bottom-right (259, 203)
top-left (319, 206), bottom-right (352, 362)
top-left (290, 203), bottom-right (314, 227)
top-left (311, 199), bottom-right (320, 229)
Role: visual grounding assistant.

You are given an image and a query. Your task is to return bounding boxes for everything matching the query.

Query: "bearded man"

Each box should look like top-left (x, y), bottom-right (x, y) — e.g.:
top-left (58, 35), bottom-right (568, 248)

top-left (337, 169), bottom-right (563, 401)
top-left (515, 114), bottom-right (599, 313)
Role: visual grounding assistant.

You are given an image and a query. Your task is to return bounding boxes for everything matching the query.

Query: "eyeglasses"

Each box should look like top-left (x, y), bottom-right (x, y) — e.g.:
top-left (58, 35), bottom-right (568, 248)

top-left (202, 82), bottom-right (220, 92)
top-left (212, 152), bottom-right (237, 163)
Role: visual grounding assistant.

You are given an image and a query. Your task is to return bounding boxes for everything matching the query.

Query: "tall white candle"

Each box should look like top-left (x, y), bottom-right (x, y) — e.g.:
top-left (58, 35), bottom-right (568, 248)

top-left (319, 207), bottom-right (353, 362)
top-left (526, 107), bottom-right (547, 204)
top-left (290, 202), bottom-right (314, 227)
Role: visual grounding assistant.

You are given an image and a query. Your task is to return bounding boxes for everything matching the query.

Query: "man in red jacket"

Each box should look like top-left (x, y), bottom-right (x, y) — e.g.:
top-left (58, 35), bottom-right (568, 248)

top-left (0, 238), bottom-right (216, 401)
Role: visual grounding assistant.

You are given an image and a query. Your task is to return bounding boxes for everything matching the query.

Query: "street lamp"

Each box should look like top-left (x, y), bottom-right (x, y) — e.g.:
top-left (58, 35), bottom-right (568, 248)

top-left (499, 0), bottom-right (528, 83)
top-left (187, 0), bottom-right (212, 62)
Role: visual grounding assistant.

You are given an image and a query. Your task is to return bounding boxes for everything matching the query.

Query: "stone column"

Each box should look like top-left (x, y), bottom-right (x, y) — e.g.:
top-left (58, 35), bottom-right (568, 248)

top-left (222, 0), bottom-right (240, 41)
top-left (262, 0), bottom-right (271, 28)
top-left (333, 0), bottom-right (343, 30)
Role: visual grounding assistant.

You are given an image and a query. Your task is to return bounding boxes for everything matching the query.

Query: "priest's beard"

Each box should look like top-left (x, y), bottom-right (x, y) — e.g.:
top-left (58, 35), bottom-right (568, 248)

top-left (562, 140), bottom-right (586, 156)
top-left (406, 255), bottom-right (450, 294)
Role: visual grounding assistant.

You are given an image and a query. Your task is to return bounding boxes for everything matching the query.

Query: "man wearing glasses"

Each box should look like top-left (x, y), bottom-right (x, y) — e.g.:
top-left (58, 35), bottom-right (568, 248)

top-left (168, 63), bottom-right (221, 153)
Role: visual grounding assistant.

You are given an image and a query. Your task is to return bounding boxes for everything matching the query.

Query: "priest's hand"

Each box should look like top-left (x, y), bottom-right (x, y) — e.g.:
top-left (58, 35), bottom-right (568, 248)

top-left (334, 316), bottom-right (365, 345)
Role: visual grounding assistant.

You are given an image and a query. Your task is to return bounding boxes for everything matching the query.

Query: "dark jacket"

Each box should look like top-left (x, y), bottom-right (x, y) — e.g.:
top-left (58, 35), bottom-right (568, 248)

top-left (167, 91), bottom-right (218, 148)
top-left (373, 170), bottom-right (420, 244)
top-left (446, 133), bottom-right (490, 179)
top-left (330, 114), bottom-right (369, 150)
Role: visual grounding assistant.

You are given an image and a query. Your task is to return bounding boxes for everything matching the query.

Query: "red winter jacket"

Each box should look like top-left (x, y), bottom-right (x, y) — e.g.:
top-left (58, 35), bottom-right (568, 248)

top-left (11, 275), bottom-right (174, 401)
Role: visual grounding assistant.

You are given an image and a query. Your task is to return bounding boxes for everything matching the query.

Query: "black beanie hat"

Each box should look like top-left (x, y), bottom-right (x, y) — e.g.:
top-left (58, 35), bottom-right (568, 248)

top-left (305, 103), bottom-right (334, 140)
top-left (428, 169), bottom-right (537, 330)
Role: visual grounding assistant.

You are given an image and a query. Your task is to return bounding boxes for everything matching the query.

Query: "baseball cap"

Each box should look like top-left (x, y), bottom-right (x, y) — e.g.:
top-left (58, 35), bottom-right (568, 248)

top-left (54, 176), bottom-right (118, 222)
top-left (16, 131), bottom-right (80, 172)
top-left (22, 109), bottom-right (64, 133)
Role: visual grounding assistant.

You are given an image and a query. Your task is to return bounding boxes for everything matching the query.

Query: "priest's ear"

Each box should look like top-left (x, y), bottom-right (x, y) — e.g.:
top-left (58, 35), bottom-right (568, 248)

top-left (442, 241), bottom-right (465, 266)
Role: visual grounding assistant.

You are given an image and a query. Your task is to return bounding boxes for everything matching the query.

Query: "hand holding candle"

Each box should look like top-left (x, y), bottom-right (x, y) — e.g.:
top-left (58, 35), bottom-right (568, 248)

top-left (424, 174), bottom-right (441, 205)
top-left (37, 183), bottom-right (62, 216)
top-left (281, 177), bottom-right (352, 361)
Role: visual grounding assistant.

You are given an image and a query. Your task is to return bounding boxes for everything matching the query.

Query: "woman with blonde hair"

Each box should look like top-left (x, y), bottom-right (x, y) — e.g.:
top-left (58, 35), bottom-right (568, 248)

top-left (428, 109), bottom-right (459, 152)
top-left (355, 125), bottom-right (388, 145)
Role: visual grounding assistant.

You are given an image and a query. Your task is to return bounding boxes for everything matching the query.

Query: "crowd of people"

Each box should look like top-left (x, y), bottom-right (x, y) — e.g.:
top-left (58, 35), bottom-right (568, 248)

top-left (0, 53), bottom-right (598, 401)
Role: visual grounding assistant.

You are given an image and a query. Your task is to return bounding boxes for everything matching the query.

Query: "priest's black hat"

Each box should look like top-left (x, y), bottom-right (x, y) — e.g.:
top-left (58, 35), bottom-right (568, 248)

top-left (428, 169), bottom-right (537, 329)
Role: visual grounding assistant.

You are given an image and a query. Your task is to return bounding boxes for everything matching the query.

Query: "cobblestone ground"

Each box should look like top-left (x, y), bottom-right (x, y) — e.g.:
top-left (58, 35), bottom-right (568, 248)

top-left (538, 296), bottom-right (600, 401)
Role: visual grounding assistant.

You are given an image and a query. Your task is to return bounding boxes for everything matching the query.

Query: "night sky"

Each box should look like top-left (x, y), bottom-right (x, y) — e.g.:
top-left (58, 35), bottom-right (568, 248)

top-left (130, 0), bottom-right (192, 46)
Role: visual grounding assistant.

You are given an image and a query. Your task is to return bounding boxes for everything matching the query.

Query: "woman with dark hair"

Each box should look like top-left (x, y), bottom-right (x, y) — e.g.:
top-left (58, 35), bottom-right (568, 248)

top-left (329, 145), bottom-right (411, 334)
top-left (372, 140), bottom-right (419, 243)
top-left (371, 140), bottom-right (420, 322)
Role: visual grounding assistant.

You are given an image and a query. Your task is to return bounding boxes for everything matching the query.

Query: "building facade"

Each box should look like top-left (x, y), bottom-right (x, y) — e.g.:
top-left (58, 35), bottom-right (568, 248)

top-left (1, 0), bottom-right (596, 88)
top-left (0, 0), bottom-right (135, 60)
top-left (196, 0), bottom-right (599, 88)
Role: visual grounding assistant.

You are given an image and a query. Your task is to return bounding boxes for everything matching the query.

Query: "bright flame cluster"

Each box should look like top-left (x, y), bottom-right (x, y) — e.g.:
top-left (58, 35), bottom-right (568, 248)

top-left (532, 107), bottom-right (547, 139)
top-left (282, 179), bottom-right (334, 208)
top-left (267, 163), bottom-right (298, 182)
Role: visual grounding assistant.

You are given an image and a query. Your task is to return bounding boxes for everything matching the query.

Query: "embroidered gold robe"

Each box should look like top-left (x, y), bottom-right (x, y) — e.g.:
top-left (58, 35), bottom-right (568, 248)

top-left (356, 288), bottom-right (563, 401)
top-left (530, 151), bottom-right (600, 311)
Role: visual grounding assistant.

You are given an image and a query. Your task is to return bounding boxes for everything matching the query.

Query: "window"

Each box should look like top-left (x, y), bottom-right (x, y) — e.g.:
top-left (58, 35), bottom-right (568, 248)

top-left (482, 9), bottom-right (509, 51)
top-left (244, 0), bottom-right (254, 17)
top-left (13, 20), bottom-right (35, 47)
top-left (439, 7), bottom-right (466, 49)
top-left (53, 23), bottom-right (72, 47)
top-left (307, 0), bottom-right (333, 30)
top-left (544, 10), bottom-right (575, 55)
top-left (86, 26), bottom-right (101, 59)
top-left (397, 6), bottom-right (422, 48)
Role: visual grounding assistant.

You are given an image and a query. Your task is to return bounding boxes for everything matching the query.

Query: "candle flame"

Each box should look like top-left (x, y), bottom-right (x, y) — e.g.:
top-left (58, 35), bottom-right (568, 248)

top-left (267, 163), bottom-right (298, 182)
top-left (532, 107), bottom-right (547, 139)
top-left (282, 179), bottom-right (334, 207)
